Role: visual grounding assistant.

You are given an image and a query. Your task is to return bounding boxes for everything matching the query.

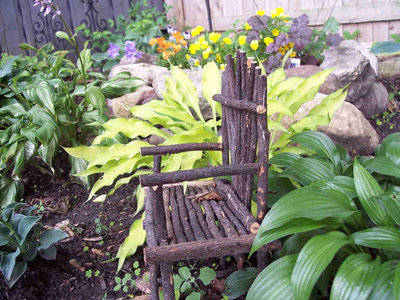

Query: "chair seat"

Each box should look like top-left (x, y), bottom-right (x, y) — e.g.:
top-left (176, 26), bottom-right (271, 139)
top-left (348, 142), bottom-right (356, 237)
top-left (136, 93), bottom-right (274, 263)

top-left (161, 183), bottom-right (252, 245)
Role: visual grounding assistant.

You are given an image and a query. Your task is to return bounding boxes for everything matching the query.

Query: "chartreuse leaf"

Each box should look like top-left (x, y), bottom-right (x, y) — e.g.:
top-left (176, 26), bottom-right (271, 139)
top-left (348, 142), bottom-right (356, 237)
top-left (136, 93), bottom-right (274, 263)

top-left (202, 61), bottom-right (222, 120)
top-left (170, 66), bottom-right (204, 122)
top-left (163, 75), bottom-right (192, 116)
top-left (364, 156), bottom-right (400, 178)
top-left (251, 218), bottom-right (338, 255)
top-left (369, 260), bottom-right (398, 300)
top-left (268, 77), bottom-right (304, 100)
top-left (267, 68), bottom-right (286, 92)
top-left (257, 186), bottom-right (356, 233)
top-left (291, 231), bottom-right (350, 300)
top-left (291, 131), bottom-right (340, 167)
top-left (225, 268), bottom-right (258, 299)
top-left (350, 227), bottom-right (400, 251)
top-left (353, 158), bottom-right (394, 226)
top-left (330, 253), bottom-right (381, 300)
top-left (92, 118), bottom-right (170, 144)
top-left (247, 255), bottom-right (298, 300)
top-left (116, 215), bottom-right (146, 272)
top-left (308, 88), bottom-right (347, 118)
top-left (267, 100), bottom-right (293, 117)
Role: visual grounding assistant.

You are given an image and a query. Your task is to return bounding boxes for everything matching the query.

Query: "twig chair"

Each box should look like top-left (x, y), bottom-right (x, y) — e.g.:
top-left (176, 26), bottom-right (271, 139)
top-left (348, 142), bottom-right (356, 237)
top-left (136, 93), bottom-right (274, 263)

top-left (138, 52), bottom-right (280, 300)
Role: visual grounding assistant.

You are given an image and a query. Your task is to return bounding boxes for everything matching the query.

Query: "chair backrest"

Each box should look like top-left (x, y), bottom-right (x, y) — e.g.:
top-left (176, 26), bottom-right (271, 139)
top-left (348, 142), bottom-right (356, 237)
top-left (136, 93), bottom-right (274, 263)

top-left (217, 51), bottom-right (268, 217)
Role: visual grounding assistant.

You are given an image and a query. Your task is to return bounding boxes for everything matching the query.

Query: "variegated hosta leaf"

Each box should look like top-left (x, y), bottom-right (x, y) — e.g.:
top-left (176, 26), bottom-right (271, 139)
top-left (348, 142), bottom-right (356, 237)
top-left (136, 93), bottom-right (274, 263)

top-left (202, 61), bottom-right (222, 120)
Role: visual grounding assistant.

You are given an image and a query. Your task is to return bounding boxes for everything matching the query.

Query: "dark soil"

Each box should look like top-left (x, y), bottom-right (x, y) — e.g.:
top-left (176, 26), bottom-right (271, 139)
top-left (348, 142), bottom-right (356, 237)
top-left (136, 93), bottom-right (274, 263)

top-left (0, 155), bottom-right (143, 300)
top-left (369, 75), bottom-right (400, 142)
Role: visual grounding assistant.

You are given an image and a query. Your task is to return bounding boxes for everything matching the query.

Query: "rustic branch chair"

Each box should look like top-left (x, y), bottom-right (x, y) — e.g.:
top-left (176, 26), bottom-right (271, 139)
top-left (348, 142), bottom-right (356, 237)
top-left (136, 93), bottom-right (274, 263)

top-left (138, 51), bottom-right (280, 300)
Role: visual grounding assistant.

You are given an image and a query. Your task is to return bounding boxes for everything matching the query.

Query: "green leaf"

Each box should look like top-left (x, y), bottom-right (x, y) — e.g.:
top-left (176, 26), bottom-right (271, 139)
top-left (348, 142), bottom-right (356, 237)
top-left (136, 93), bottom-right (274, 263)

top-left (101, 78), bottom-right (144, 98)
top-left (323, 16), bottom-right (340, 32)
top-left (3, 261), bottom-right (27, 288)
top-left (330, 253), bottom-right (381, 300)
top-left (269, 153), bottom-right (301, 167)
top-left (77, 48), bottom-right (92, 74)
top-left (225, 268), bottom-right (257, 299)
top-left (0, 248), bottom-right (20, 281)
top-left (370, 41), bottom-right (400, 56)
top-left (186, 291), bottom-right (201, 300)
top-left (0, 227), bottom-right (11, 246)
top-left (311, 176), bottom-right (357, 200)
top-left (202, 61), bottom-right (222, 120)
top-left (39, 244), bottom-right (57, 260)
top-left (247, 255), bottom-right (298, 300)
top-left (377, 186), bottom-right (400, 225)
top-left (173, 274), bottom-right (184, 290)
top-left (19, 43), bottom-right (37, 51)
top-left (350, 227), bottom-right (400, 251)
top-left (353, 158), bottom-right (393, 226)
top-left (257, 186), bottom-right (356, 233)
top-left (291, 131), bottom-right (340, 166)
top-left (38, 229), bottom-right (69, 250)
top-left (181, 281), bottom-right (192, 294)
top-left (55, 31), bottom-right (70, 41)
top-left (87, 86), bottom-right (106, 114)
top-left (179, 267), bottom-right (191, 280)
top-left (369, 260), bottom-right (398, 300)
top-left (364, 156), bottom-right (400, 178)
top-left (17, 215), bottom-right (41, 244)
top-left (0, 56), bottom-right (19, 78)
top-left (394, 262), bottom-right (400, 300)
top-left (291, 231), bottom-right (349, 300)
top-left (199, 267), bottom-right (216, 286)
top-left (291, 157), bottom-right (336, 185)
top-left (116, 215), bottom-right (146, 272)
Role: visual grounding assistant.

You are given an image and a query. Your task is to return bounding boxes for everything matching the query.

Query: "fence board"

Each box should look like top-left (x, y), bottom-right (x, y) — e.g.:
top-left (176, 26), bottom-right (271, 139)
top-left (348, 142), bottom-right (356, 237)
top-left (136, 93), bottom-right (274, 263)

top-left (373, 22), bottom-right (389, 41)
top-left (389, 20), bottom-right (400, 40)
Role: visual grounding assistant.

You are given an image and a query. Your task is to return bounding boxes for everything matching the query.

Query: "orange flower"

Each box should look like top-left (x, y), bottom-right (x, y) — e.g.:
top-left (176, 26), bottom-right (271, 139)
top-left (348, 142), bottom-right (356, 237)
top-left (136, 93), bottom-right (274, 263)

top-left (162, 50), bottom-right (174, 60)
top-left (172, 43), bottom-right (182, 53)
top-left (149, 38), bottom-right (157, 46)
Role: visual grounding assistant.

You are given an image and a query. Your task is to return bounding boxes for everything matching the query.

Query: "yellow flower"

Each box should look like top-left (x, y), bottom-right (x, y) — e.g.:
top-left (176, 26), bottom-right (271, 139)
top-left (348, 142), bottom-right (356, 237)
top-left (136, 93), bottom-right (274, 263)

top-left (185, 54), bottom-right (190, 60)
top-left (222, 37), bottom-right (232, 45)
top-left (276, 7), bottom-right (284, 15)
top-left (288, 42), bottom-right (294, 48)
top-left (272, 28), bottom-right (280, 36)
top-left (194, 59), bottom-right (200, 66)
top-left (278, 46), bottom-right (286, 55)
top-left (198, 35), bottom-right (205, 44)
top-left (203, 50), bottom-right (210, 60)
top-left (245, 22), bottom-right (252, 30)
top-left (191, 25), bottom-right (204, 37)
top-left (264, 37), bottom-right (274, 46)
top-left (250, 40), bottom-right (259, 50)
top-left (209, 32), bottom-right (221, 43)
top-left (271, 9), bottom-right (278, 18)
top-left (216, 54), bottom-right (222, 63)
top-left (238, 35), bottom-right (246, 45)
top-left (290, 51), bottom-right (296, 58)
top-left (256, 10), bottom-right (265, 16)
top-left (220, 64), bottom-right (226, 71)
top-left (202, 42), bottom-right (209, 50)
top-left (189, 44), bottom-right (197, 54)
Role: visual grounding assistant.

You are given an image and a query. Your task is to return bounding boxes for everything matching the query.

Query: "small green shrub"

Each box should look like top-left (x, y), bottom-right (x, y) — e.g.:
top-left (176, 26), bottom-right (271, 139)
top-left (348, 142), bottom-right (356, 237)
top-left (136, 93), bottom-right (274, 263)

top-left (174, 266), bottom-right (216, 300)
top-left (0, 203), bottom-right (68, 287)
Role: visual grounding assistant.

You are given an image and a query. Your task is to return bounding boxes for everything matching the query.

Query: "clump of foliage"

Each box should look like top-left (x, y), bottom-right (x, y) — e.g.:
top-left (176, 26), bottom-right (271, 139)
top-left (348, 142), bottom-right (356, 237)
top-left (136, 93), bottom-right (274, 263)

top-left (242, 131), bottom-right (400, 299)
top-left (0, 203), bottom-right (68, 287)
top-left (174, 266), bottom-right (216, 299)
top-left (83, 0), bottom-right (172, 71)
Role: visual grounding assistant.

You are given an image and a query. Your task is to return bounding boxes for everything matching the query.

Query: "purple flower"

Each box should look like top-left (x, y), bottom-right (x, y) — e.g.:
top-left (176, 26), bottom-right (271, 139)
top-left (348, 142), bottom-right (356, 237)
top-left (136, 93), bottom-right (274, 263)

top-left (167, 26), bottom-right (177, 34)
top-left (125, 41), bottom-right (142, 59)
top-left (33, 0), bottom-right (61, 18)
top-left (107, 43), bottom-right (120, 58)
top-left (183, 31), bottom-right (191, 39)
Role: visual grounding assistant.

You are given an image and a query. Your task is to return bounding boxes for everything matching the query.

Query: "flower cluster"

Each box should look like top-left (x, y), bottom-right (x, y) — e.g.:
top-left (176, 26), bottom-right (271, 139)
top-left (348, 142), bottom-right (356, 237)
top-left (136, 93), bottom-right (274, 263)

top-left (107, 41), bottom-right (143, 59)
top-left (149, 31), bottom-right (188, 61)
top-left (33, 0), bottom-right (61, 19)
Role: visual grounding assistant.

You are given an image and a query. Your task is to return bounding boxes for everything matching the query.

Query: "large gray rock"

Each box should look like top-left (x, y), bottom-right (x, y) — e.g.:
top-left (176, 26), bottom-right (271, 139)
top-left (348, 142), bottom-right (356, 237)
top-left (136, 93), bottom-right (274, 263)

top-left (153, 68), bottom-right (213, 120)
top-left (321, 46), bottom-right (376, 103)
top-left (279, 93), bottom-right (379, 155)
top-left (378, 56), bottom-right (400, 77)
top-left (285, 65), bottom-right (339, 94)
top-left (353, 82), bottom-right (389, 118)
top-left (339, 40), bottom-right (378, 76)
top-left (109, 63), bottom-right (169, 85)
top-left (111, 86), bottom-right (158, 118)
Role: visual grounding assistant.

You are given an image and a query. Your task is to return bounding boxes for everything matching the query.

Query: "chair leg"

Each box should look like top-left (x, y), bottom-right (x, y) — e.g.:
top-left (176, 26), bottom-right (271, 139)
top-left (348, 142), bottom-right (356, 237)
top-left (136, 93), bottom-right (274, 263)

top-left (149, 264), bottom-right (160, 300)
top-left (257, 251), bottom-right (269, 273)
top-left (160, 262), bottom-right (175, 300)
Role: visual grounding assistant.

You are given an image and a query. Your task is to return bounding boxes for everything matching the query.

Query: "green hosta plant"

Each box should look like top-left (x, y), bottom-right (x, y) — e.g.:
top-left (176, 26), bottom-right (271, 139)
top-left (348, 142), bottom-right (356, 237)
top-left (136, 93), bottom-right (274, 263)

top-left (0, 203), bottom-right (68, 287)
top-left (370, 40), bottom-right (400, 56)
top-left (174, 266), bottom-right (216, 300)
top-left (246, 131), bottom-right (400, 300)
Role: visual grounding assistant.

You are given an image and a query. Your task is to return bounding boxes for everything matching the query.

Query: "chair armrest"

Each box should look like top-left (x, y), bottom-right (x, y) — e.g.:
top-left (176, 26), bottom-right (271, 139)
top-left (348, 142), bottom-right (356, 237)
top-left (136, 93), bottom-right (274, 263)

top-left (139, 163), bottom-right (258, 187)
top-left (140, 143), bottom-right (223, 156)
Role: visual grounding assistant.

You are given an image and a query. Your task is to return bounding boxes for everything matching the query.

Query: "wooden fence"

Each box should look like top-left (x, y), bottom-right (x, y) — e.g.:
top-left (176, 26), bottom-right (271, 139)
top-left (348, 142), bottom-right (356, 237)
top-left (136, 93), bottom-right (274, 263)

top-left (166, 0), bottom-right (400, 42)
top-left (0, 0), bottom-right (164, 55)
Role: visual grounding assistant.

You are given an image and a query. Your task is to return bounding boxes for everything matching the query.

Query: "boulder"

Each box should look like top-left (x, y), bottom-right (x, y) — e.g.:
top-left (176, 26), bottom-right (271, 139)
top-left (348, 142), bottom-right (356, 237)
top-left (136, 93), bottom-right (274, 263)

top-left (378, 56), bottom-right (400, 77)
top-left (339, 40), bottom-right (379, 76)
top-left (109, 63), bottom-right (169, 85)
top-left (110, 86), bottom-right (158, 118)
top-left (353, 82), bottom-right (389, 118)
top-left (285, 65), bottom-right (339, 94)
top-left (279, 93), bottom-right (379, 155)
top-left (119, 53), bottom-right (156, 65)
top-left (321, 46), bottom-right (376, 103)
